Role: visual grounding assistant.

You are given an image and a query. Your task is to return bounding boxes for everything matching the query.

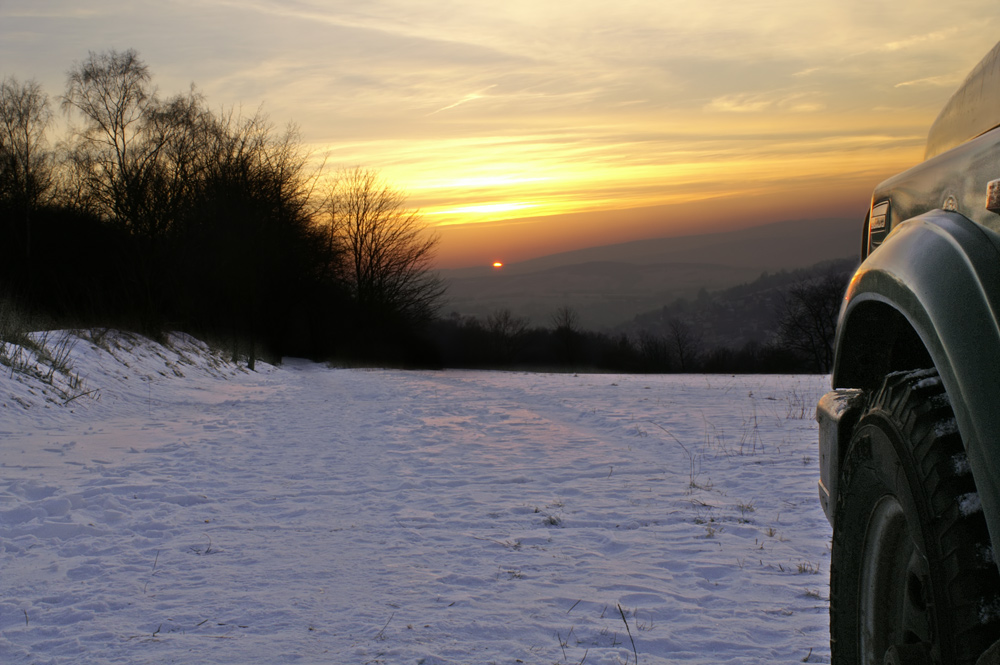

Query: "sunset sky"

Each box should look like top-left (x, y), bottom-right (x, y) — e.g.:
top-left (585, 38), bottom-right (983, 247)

top-left (3, 1), bottom-right (999, 267)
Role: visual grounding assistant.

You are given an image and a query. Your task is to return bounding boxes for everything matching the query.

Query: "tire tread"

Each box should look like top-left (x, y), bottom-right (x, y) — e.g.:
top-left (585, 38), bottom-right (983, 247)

top-left (831, 369), bottom-right (1000, 664)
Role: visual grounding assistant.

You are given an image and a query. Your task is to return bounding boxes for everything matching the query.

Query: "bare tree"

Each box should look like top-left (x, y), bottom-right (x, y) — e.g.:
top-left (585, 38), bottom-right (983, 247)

top-left (486, 308), bottom-right (529, 364)
top-left (0, 76), bottom-right (54, 258)
top-left (551, 306), bottom-right (579, 333)
top-left (61, 48), bottom-right (165, 234)
top-left (668, 318), bottom-right (700, 372)
top-left (636, 330), bottom-right (672, 372)
top-left (777, 273), bottom-right (847, 372)
top-left (140, 86), bottom-right (215, 231)
top-left (551, 305), bottom-right (582, 366)
top-left (326, 166), bottom-right (444, 323)
top-left (188, 108), bottom-right (318, 367)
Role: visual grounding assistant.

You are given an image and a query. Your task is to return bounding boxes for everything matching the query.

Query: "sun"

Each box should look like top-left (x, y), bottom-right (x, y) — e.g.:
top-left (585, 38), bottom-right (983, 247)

top-left (492, 261), bottom-right (504, 269)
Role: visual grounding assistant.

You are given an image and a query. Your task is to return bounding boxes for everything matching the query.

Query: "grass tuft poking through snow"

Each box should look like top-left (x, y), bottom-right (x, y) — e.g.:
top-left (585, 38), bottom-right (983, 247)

top-left (0, 298), bottom-right (85, 403)
top-left (0, 332), bottom-right (833, 664)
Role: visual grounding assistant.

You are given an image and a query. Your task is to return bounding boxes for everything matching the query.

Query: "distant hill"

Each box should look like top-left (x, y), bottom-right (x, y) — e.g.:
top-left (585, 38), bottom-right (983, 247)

top-left (438, 216), bottom-right (861, 329)
top-left (619, 257), bottom-right (858, 351)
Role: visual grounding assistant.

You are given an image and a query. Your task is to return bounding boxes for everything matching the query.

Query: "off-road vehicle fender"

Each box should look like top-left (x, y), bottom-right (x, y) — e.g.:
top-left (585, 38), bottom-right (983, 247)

top-left (820, 209), bottom-right (1000, 548)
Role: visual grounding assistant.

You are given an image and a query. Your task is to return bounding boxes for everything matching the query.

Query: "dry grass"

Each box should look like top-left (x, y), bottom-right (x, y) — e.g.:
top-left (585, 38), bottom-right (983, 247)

top-left (0, 295), bottom-right (84, 400)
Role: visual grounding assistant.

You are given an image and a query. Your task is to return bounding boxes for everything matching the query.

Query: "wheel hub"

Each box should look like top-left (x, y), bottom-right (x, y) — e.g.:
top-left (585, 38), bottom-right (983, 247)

top-left (860, 495), bottom-right (935, 664)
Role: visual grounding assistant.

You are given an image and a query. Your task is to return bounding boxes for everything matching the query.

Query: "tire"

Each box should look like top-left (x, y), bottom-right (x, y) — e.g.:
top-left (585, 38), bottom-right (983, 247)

top-left (831, 369), bottom-right (1000, 665)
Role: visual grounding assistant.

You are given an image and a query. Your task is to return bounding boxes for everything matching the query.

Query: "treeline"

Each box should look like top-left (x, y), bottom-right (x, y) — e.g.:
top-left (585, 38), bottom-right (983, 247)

top-left (426, 259), bottom-right (848, 375)
top-left (622, 260), bottom-right (855, 373)
top-left (2, 48), bottom-right (848, 374)
top-left (1, 50), bottom-right (441, 366)
top-left (430, 314), bottom-right (804, 373)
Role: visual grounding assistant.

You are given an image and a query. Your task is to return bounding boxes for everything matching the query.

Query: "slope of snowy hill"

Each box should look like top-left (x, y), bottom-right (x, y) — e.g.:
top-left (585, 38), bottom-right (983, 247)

top-left (1, 331), bottom-right (833, 664)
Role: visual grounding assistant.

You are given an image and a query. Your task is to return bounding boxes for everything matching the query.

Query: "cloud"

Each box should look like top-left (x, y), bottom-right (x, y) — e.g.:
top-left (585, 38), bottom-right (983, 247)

top-left (705, 92), bottom-right (826, 114)
top-left (3, 0), bottom-right (1000, 262)
top-left (705, 94), bottom-right (775, 114)
top-left (792, 67), bottom-right (823, 78)
top-left (878, 28), bottom-right (958, 53)
top-left (894, 74), bottom-right (966, 89)
top-left (428, 85), bottom-right (498, 115)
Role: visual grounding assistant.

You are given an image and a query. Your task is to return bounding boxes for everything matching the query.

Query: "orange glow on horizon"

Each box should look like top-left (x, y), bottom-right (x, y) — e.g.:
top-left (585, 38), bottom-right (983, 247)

top-left (493, 261), bottom-right (504, 268)
top-left (428, 169), bottom-right (904, 269)
top-left (12, 0), bottom-right (992, 275)
top-left (363, 123), bottom-right (930, 239)
top-left (313, 104), bottom-right (935, 269)
top-left (427, 202), bottom-right (539, 218)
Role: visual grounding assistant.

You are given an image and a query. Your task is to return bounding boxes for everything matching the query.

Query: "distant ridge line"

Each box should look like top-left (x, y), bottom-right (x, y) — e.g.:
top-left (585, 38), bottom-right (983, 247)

top-left (440, 216), bottom-right (860, 278)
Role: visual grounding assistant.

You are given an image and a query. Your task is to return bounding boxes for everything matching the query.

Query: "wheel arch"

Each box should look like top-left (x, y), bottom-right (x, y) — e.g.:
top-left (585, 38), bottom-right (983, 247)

top-left (833, 209), bottom-right (1000, 555)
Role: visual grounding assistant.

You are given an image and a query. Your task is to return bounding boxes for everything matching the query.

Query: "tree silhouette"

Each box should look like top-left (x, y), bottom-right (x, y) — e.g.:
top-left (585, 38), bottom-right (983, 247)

top-left (551, 306), bottom-right (582, 365)
top-left (175, 109), bottom-right (324, 365)
top-left (486, 308), bottom-right (529, 364)
top-left (777, 272), bottom-right (847, 372)
top-left (0, 76), bottom-right (54, 261)
top-left (668, 318), bottom-right (700, 372)
top-left (325, 166), bottom-right (444, 325)
top-left (61, 49), bottom-right (162, 233)
top-left (636, 330), bottom-right (672, 372)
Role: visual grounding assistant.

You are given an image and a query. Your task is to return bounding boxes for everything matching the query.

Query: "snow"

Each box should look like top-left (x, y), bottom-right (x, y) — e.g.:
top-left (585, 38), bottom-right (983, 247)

top-left (961, 492), bottom-right (984, 516)
top-left (1, 331), bottom-right (833, 664)
top-left (954, 452), bottom-right (973, 476)
top-left (935, 417), bottom-right (960, 438)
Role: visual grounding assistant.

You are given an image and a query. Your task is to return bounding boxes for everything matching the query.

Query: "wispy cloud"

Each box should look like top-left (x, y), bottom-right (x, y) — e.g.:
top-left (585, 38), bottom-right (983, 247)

top-left (878, 28), bottom-right (958, 52)
top-left (895, 74), bottom-right (966, 88)
top-left (3, 0), bottom-right (1000, 265)
top-left (428, 85), bottom-right (497, 115)
top-left (705, 92), bottom-right (826, 114)
top-left (705, 94), bottom-right (775, 114)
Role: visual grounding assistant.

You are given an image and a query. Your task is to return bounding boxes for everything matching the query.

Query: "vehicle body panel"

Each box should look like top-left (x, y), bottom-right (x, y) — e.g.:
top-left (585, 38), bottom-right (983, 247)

top-left (871, 126), bottom-right (1000, 249)
top-left (926, 40), bottom-right (1000, 160)
top-left (822, 209), bottom-right (1000, 548)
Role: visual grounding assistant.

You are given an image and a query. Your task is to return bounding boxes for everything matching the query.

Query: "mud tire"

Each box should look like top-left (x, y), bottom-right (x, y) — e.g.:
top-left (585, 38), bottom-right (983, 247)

top-left (831, 369), bottom-right (1000, 664)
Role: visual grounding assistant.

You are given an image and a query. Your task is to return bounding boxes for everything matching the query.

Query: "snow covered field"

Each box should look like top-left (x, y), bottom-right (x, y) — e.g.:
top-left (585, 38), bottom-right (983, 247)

top-left (1, 332), bottom-right (833, 664)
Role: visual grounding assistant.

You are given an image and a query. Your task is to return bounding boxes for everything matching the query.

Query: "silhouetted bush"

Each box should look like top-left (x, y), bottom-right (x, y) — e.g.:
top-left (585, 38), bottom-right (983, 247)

top-left (2, 49), bottom-right (445, 366)
top-left (423, 309), bottom-right (819, 374)
top-left (3, 49), bottom-right (841, 373)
